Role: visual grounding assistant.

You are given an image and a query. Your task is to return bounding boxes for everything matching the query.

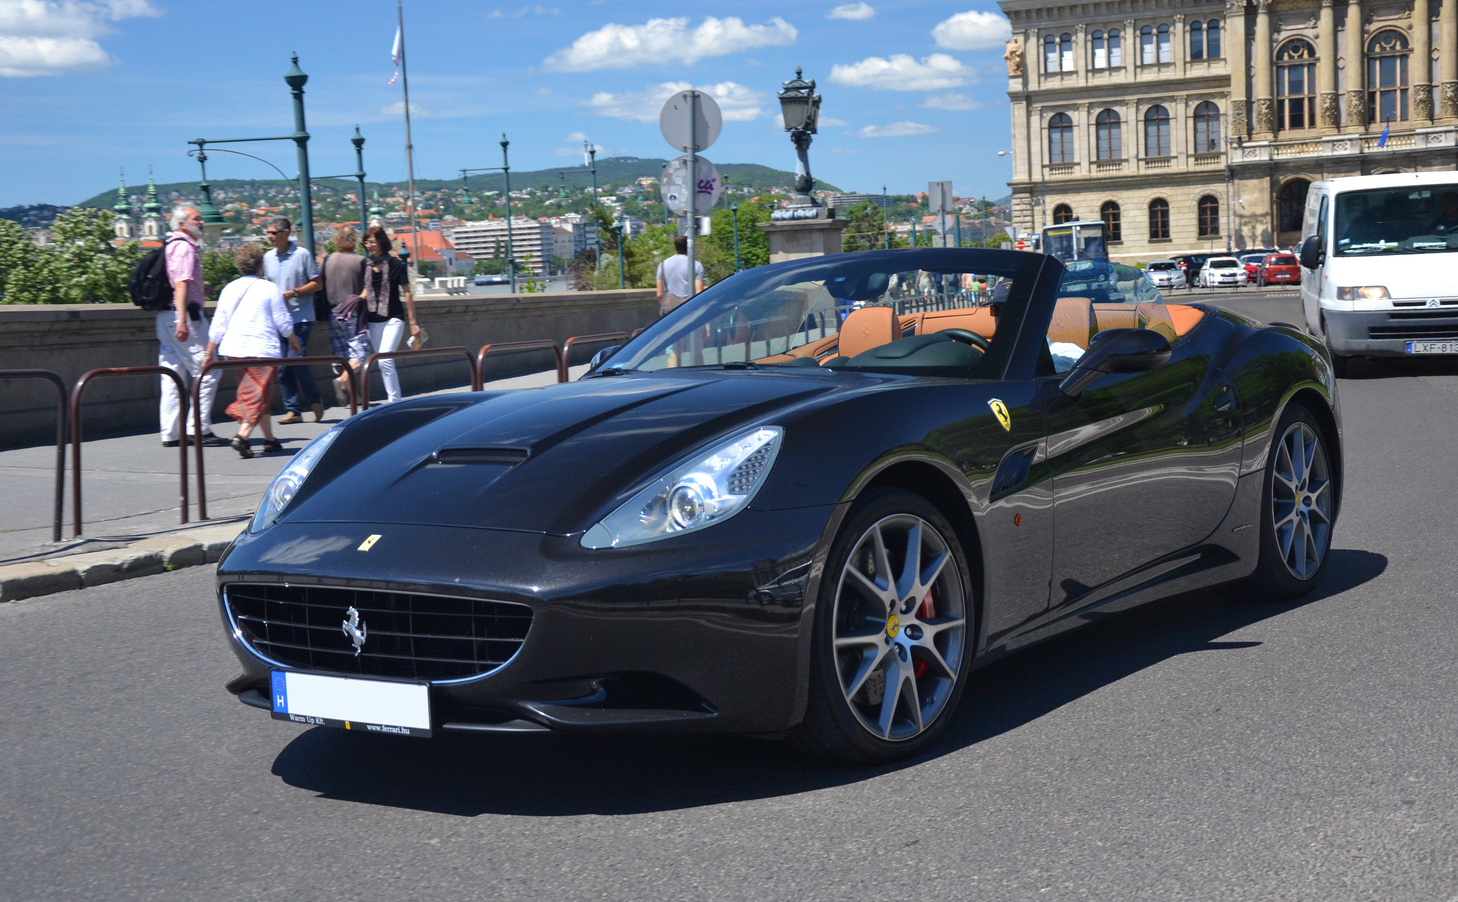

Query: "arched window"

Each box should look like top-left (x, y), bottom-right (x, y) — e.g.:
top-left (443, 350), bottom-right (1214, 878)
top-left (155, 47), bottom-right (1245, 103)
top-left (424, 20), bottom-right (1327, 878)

top-left (1053, 204), bottom-right (1075, 224)
top-left (1044, 34), bottom-right (1059, 73)
top-left (1101, 201), bottom-right (1122, 241)
top-left (1157, 24), bottom-right (1173, 63)
top-left (1048, 112), bottom-right (1075, 163)
top-left (1278, 179), bottom-right (1310, 232)
top-left (1140, 25), bottom-right (1155, 64)
top-left (1096, 109), bottom-right (1123, 159)
top-left (1108, 28), bottom-right (1123, 66)
top-left (1144, 105), bottom-right (1171, 157)
top-left (1367, 30), bottom-right (1410, 124)
top-left (1198, 195), bottom-right (1220, 237)
top-left (1091, 30), bottom-right (1107, 68)
top-left (1060, 33), bottom-right (1074, 71)
top-left (1193, 101), bottom-right (1221, 152)
top-left (1206, 20), bottom-right (1222, 58)
top-left (1149, 198), bottom-right (1171, 240)
top-left (1189, 20), bottom-right (1204, 60)
top-left (1277, 39), bottom-right (1317, 131)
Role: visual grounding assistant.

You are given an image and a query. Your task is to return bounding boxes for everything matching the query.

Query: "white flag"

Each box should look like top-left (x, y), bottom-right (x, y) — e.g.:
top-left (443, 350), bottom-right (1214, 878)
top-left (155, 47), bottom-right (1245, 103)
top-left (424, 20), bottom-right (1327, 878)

top-left (390, 25), bottom-right (402, 84)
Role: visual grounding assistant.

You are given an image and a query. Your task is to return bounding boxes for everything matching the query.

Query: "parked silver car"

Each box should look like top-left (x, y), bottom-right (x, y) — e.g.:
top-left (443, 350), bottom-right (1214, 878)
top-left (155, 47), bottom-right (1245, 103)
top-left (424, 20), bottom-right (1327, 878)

top-left (1145, 259), bottom-right (1187, 290)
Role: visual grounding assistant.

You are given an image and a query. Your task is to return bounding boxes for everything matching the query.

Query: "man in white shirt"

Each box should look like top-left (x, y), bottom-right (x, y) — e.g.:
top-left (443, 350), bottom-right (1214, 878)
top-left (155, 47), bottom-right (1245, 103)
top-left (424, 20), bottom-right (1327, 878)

top-left (655, 235), bottom-right (706, 317)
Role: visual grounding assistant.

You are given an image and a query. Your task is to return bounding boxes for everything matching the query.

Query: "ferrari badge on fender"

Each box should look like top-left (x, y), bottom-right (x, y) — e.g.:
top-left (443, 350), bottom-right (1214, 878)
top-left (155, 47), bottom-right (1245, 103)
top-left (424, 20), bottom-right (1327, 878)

top-left (358, 534), bottom-right (382, 552)
top-left (988, 399), bottom-right (1012, 432)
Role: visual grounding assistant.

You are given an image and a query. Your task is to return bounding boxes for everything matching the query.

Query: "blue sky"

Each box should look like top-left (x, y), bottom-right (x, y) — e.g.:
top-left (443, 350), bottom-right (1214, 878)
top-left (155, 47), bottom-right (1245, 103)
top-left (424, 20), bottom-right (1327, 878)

top-left (0, 0), bottom-right (1017, 207)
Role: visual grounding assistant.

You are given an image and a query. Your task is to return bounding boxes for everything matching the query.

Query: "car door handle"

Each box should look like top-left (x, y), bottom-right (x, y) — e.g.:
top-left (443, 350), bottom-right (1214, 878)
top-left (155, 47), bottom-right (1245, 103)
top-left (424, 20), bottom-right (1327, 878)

top-left (1213, 385), bottom-right (1237, 413)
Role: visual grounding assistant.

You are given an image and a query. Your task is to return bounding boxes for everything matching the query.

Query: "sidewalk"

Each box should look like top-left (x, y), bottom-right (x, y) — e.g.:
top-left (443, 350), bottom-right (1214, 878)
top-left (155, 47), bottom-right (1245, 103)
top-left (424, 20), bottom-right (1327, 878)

top-left (0, 365), bottom-right (584, 603)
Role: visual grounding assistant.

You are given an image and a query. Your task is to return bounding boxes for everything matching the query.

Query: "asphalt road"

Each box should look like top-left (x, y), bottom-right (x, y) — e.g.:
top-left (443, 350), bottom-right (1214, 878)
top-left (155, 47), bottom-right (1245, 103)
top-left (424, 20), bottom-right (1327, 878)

top-left (2, 289), bottom-right (1457, 901)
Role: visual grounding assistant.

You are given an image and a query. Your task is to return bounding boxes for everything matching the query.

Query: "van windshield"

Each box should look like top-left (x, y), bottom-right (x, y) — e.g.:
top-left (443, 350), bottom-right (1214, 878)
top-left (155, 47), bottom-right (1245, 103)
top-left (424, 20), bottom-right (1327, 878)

top-left (1334, 186), bottom-right (1458, 256)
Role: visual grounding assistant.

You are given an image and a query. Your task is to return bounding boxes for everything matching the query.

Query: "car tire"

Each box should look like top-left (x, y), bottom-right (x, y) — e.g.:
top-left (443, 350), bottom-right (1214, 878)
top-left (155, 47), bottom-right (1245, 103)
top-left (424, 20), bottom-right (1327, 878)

top-left (1244, 404), bottom-right (1338, 601)
top-left (794, 488), bottom-right (974, 764)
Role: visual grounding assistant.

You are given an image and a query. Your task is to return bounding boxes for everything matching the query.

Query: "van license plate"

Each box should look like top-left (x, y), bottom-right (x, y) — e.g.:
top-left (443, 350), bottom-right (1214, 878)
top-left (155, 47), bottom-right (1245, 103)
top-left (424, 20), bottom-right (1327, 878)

top-left (1406, 341), bottom-right (1458, 354)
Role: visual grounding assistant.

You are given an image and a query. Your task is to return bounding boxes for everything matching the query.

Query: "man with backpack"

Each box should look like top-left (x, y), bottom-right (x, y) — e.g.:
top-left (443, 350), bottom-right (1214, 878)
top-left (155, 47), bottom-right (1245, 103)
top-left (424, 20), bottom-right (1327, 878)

top-left (158, 206), bottom-right (224, 447)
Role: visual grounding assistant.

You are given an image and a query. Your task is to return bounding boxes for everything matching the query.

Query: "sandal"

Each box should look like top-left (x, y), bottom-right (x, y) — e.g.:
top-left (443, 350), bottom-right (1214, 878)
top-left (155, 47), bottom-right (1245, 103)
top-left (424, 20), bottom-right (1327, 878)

top-left (231, 436), bottom-right (253, 459)
top-left (261, 439), bottom-right (284, 453)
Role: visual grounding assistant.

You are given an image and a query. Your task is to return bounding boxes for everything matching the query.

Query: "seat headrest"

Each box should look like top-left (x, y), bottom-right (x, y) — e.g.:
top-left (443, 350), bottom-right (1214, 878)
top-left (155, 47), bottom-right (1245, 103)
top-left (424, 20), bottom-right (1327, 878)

top-left (828, 272), bottom-right (890, 302)
top-left (838, 306), bottom-right (898, 358)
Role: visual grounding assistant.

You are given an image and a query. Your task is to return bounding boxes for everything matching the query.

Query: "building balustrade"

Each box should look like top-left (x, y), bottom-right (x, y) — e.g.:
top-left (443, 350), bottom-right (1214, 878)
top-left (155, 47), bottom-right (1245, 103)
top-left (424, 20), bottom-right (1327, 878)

top-left (1192, 152), bottom-right (1224, 167)
top-left (1143, 157), bottom-right (1174, 170)
top-left (1047, 163), bottom-right (1079, 177)
top-left (1094, 159), bottom-right (1127, 173)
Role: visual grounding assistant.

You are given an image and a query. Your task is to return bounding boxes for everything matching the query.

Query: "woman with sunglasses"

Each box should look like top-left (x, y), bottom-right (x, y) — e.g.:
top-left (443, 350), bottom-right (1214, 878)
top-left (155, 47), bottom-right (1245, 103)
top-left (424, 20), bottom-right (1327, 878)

top-left (360, 226), bottom-right (421, 403)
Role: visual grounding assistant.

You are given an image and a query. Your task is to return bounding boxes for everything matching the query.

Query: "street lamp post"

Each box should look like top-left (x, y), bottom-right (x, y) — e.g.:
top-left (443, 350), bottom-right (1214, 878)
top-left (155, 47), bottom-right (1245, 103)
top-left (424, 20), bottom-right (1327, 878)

top-left (776, 68), bottom-right (822, 208)
top-left (882, 184), bottom-right (890, 249)
top-left (615, 213), bottom-right (626, 289)
top-left (731, 203), bottom-right (740, 272)
top-left (460, 133), bottom-right (515, 292)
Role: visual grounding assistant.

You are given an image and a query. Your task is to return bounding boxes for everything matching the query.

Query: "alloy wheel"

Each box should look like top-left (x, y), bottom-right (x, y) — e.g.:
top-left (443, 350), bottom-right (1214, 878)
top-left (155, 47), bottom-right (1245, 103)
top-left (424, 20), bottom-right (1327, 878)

top-left (1270, 420), bottom-right (1333, 580)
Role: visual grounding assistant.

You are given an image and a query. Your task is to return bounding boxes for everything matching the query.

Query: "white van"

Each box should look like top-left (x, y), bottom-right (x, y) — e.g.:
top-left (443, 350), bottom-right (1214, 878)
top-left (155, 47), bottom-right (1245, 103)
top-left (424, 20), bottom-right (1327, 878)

top-left (1299, 172), bottom-right (1458, 375)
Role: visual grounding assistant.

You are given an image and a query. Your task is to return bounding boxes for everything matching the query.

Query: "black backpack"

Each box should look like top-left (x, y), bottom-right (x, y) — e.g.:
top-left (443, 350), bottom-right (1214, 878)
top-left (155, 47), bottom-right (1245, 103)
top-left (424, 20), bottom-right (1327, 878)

top-left (129, 236), bottom-right (185, 311)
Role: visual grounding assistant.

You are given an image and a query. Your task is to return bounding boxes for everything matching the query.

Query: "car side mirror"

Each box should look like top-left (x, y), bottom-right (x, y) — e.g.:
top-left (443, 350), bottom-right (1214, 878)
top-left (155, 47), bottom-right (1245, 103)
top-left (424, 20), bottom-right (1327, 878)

top-left (586, 346), bottom-right (617, 373)
top-left (1299, 235), bottom-right (1324, 269)
top-left (1058, 328), bottom-right (1172, 398)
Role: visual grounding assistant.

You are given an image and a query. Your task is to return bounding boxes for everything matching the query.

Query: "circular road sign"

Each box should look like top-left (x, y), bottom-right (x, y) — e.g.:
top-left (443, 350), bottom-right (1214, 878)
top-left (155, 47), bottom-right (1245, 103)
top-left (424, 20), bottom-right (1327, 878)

top-left (1015, 240), bottom-right (1027, 250)
top-left (659, 90), bottom-right (722, 153)
top-left (661, 155), bottom-right (722, 215)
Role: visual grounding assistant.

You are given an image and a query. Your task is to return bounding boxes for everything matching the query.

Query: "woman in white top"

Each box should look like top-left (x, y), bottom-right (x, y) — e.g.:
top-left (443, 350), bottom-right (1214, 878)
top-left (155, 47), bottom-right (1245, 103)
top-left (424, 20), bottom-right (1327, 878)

top-left (206, 243), bottom-right (300, 458)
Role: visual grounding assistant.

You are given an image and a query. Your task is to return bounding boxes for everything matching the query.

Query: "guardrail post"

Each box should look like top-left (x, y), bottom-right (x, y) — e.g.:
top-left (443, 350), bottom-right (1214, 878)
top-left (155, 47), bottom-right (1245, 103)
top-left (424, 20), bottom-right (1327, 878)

top-left (0, 369), bottom-right (68, 543)
top-left (476, 340), bottom-right (566, 386)
top-left (357, 346), bottom-right (479, 410)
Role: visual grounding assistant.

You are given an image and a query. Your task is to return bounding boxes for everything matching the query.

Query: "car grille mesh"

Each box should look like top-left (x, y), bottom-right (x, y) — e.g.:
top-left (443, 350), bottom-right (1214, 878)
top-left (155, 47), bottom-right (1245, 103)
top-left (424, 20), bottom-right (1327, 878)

top-left (226, 583), bottom-right (531, 680)
top-left (1370, 321), bottom-right (1458, 340)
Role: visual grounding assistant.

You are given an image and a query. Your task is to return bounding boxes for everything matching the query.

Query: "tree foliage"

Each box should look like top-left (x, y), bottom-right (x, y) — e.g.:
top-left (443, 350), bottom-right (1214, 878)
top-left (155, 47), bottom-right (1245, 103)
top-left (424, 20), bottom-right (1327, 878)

top-left (201, 249), bottom-right (239, 304)
top-left (0, 207), bottom-right (143, 304)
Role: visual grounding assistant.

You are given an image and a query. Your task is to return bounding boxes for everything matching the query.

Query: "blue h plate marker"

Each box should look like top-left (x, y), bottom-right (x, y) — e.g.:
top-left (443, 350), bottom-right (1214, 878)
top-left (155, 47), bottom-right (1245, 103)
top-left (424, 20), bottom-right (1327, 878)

top-left (271, 672), bottom-right (289, 713)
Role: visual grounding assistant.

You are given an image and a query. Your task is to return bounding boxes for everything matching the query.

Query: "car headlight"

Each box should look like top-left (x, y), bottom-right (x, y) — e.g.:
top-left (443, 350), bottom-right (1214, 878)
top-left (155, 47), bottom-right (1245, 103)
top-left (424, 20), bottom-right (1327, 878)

top-left (1336, 286), bottom-right (1390, 300)
top-left (250, 426), bottom-right (342, 532)
top-left (581, 427), bottom-right (783, 549)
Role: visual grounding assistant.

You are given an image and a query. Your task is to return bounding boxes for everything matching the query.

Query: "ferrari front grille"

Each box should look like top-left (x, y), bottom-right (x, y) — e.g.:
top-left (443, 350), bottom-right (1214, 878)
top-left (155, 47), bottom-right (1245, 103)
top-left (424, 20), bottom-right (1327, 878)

top-left (225, 583), bottom-right (532, 681)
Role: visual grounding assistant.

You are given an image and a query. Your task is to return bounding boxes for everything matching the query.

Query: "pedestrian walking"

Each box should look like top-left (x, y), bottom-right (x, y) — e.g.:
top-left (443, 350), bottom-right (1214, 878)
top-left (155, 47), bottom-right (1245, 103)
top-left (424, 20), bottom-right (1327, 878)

top-left (158, 205), bottom-right (225, 448)
top-left (204, 244), bottom-right (299, 458)
top-left (655, 234), bottom-right (705, 317)
top-left (263, 216), bottom-right (325, 424)
top-left (319, 226), bottom-right (368, 401)
top-left (361, 226), bottom-right (421, 404)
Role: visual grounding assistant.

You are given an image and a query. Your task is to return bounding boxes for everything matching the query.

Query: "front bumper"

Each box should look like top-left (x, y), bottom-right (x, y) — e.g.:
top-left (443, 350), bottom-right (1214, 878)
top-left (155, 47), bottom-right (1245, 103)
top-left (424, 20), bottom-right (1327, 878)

top-left (217, 505), bottom-right (837, 736)
top-left (1322, 305), bottom-right (1458, 356)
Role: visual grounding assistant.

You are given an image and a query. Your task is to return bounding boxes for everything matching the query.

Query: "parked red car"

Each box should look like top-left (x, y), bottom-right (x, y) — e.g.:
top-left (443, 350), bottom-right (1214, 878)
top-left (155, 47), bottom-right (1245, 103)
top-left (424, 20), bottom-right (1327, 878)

top-left (1256, 253), bottom-right (1301, 287)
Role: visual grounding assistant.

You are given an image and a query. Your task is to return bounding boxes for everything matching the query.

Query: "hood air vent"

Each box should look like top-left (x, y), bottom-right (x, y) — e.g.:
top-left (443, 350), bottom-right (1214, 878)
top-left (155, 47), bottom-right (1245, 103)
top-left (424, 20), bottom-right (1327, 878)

top-left (432, 447), bottom-right (530, 466)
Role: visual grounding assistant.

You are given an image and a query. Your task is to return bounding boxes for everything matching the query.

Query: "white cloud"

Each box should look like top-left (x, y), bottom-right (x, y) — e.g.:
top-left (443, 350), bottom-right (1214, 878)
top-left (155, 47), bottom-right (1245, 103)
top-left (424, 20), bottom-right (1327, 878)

top-left (0, 0), bottom-right (160, 77)
top-left (827, 3), bottom-right (874, 21)
top-left (830, 53), bottom-right (973, 91)
top-left (858, 121), bottom-right (938, 138)
top-left (544, 16), bottom-right (797, 71)
top-left (931, 11), bottom-right (1012, 51)
top-left (818, 116), bottom-right (849, 127)
top-left (379, 100), bottom-right (431, 118)
top-left (585, 80), bottom-right (768, 123)
top-left (922, 92), bottom-right (983, 111)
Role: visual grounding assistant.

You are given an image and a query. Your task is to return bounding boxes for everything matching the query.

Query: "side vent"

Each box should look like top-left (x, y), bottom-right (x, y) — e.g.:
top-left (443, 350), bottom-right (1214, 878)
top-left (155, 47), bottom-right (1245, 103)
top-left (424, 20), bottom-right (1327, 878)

top-left (432, 447), bottom-right (530, 466)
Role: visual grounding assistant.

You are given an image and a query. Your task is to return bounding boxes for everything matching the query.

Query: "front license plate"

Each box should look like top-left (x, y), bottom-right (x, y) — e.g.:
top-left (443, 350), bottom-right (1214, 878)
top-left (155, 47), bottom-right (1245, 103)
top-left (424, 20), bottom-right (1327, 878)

top-left (1406, 340), bottom-right (1458, 354)
top-left (270, 670), bottom-right (431, 737)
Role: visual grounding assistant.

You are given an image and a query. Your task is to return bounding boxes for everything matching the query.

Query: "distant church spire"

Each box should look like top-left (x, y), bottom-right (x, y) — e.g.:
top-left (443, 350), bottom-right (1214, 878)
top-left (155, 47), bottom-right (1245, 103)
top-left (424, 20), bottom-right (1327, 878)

top-left (112, 168), bottom-right (134, 241)
top-left (141, 166), bottom-right (163, 240)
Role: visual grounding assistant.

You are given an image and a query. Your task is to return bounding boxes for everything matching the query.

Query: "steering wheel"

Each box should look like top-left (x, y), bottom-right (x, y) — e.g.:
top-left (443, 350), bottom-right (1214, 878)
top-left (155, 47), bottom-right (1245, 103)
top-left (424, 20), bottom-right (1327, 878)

top-left (939, 328), bottom-right (992, 352)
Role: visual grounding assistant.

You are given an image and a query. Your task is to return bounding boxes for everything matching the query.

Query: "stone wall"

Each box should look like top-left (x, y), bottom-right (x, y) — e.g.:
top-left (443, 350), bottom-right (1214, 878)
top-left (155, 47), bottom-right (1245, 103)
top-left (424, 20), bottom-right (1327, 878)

top-left (0, 288), bottom-right (657, 448)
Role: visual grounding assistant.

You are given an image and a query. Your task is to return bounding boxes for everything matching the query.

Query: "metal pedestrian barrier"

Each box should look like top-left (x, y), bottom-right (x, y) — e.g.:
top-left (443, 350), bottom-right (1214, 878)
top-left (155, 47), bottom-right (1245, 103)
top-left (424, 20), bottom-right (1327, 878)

top-left (70, 366), bottom-right (190, 538)
top-left (192, 354), bottom-right (356, 521)
top-left (358, 347), bottom-right (481, 410)
top-left (0, 369), bottom-right (68, 542)
top-left (477, 340), bottom-right (567, 385)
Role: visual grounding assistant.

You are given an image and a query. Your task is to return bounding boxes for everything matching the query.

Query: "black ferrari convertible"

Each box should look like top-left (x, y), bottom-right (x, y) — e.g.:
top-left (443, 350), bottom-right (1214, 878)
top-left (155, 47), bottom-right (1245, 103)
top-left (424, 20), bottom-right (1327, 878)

top-left (218, 248), bottom-right (1341, 763)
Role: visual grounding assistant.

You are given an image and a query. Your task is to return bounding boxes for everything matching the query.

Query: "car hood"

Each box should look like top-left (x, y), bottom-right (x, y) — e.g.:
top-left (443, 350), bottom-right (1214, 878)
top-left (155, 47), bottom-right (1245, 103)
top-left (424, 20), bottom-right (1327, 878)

top-left (283, 371), bottom-right (844, 535)
top-left (1326, 251), bottom-right (1458, 300)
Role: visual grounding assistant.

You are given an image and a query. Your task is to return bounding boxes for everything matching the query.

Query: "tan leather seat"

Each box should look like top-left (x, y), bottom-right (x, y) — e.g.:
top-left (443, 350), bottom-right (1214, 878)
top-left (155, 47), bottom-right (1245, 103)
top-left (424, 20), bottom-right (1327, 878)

top-left (1048, 296), bottom-right (1095, 348)
top-left (836, 306), bottom-right (898, 358)
top-left (918, 308), bottom-right (998, 339)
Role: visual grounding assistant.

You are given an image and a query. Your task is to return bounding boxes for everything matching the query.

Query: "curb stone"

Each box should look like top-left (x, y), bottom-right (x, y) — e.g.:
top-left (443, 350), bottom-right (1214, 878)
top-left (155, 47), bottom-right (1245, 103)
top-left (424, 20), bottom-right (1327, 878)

top-left (0, 523), bottom-right (244, 603)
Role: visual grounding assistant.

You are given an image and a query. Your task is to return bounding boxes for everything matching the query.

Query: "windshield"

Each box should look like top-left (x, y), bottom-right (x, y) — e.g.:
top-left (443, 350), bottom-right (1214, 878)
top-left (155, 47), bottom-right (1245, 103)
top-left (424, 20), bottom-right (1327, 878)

top-left (593, 249), bottom-right (1048, 379)
top-left (1208, 258), bottom-right (1238, 269)
top-left (1335, 185), bottom-right (1458, 256)
top-left (1054, 260), bottom-right (1162, 304)
top-left (1268, 255), bottom-right (1297, 266)
top-left (1147, 261), bottom-right (1177, 271)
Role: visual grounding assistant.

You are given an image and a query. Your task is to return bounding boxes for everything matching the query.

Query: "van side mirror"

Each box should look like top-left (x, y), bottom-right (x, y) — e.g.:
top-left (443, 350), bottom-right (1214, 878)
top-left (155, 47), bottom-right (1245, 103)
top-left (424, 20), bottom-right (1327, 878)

top-left (1299, 235), bottom-right (1324, 269)
top-left (1058, 328), bottom-right (1172, 398)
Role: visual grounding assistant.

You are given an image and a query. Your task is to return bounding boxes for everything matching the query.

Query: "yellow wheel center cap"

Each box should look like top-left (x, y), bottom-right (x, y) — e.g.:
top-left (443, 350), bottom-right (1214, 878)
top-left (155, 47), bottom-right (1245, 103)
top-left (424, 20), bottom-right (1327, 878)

top-left (886, 614), bottom-right (901, 638)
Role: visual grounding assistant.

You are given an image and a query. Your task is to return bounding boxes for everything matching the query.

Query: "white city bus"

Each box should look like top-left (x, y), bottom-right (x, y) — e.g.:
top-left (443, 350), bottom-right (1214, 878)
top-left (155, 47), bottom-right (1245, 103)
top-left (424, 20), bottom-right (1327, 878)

top-left (1299, 172), bottom-right (1458, 375)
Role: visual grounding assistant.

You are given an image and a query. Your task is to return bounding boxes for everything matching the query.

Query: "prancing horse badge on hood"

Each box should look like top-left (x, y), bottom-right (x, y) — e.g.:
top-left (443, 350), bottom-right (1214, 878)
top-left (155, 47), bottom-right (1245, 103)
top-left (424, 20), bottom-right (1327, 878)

top-left (988, 399), bottom-right (1012, 432)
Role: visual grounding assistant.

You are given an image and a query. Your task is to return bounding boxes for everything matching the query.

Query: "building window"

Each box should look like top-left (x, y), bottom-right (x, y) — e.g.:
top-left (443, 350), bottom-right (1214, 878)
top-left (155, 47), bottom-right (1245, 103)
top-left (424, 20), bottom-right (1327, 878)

top-left (1048, 112), bottom-right (1075, 163)
top-left (1109, 28), bottom-right (1123, 66)
top-left (1140, 24), bottom-right (1172, 64)
top-left (1278, 179), bottom-right (1310, 232)
top-left (1193, 101), bottom-right (1221, 152)
top-left (1198, 195), bottom-right (1220, 237)
top-left (1053, 204), bottom-right (1075, 224)
top-left (1044, 34), bottom-right (1058, 73)
top-left (1045, 33), bottom-right (1074, 72)
top-left (1149, 198), bottom-right (1170, 239)
top-left (1140, 26), bottom-right (1155, 64)
top-left (1096, 109), bottom-right (1123, 159)
top-left (1190, 19), bottom-right (1223, 59)
top-left (1060, 33), bottom-right (1074, 71)
top-left (1101, 201), bottom-right (1122, 241)
top-left (1277, 39), bottom-right (1317, 131)
top-left (1367, 30), bottom-right (1410, 124)
top-left (1092, 30), bottom-right (1107, 68)
top-left (1144, 105), bottom-right (1171, 157)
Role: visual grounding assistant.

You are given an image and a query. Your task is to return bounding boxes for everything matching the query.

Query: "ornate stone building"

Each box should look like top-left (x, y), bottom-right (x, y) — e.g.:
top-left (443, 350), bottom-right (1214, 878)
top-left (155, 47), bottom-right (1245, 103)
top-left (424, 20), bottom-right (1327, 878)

top-left (1000, 0), bottom-right (1458, 262)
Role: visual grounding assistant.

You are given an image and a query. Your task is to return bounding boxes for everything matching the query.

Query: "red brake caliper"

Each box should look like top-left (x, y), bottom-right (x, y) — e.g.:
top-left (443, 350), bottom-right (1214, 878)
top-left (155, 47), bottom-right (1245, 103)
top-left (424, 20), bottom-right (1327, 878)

top-left (912, 591), bottom-right (935, 678)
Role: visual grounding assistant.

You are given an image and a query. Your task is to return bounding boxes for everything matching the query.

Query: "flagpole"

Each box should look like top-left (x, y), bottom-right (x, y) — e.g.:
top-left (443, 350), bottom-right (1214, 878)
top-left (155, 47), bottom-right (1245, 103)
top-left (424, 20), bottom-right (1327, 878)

top-left (397, 1), bottom-right (419, 269)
